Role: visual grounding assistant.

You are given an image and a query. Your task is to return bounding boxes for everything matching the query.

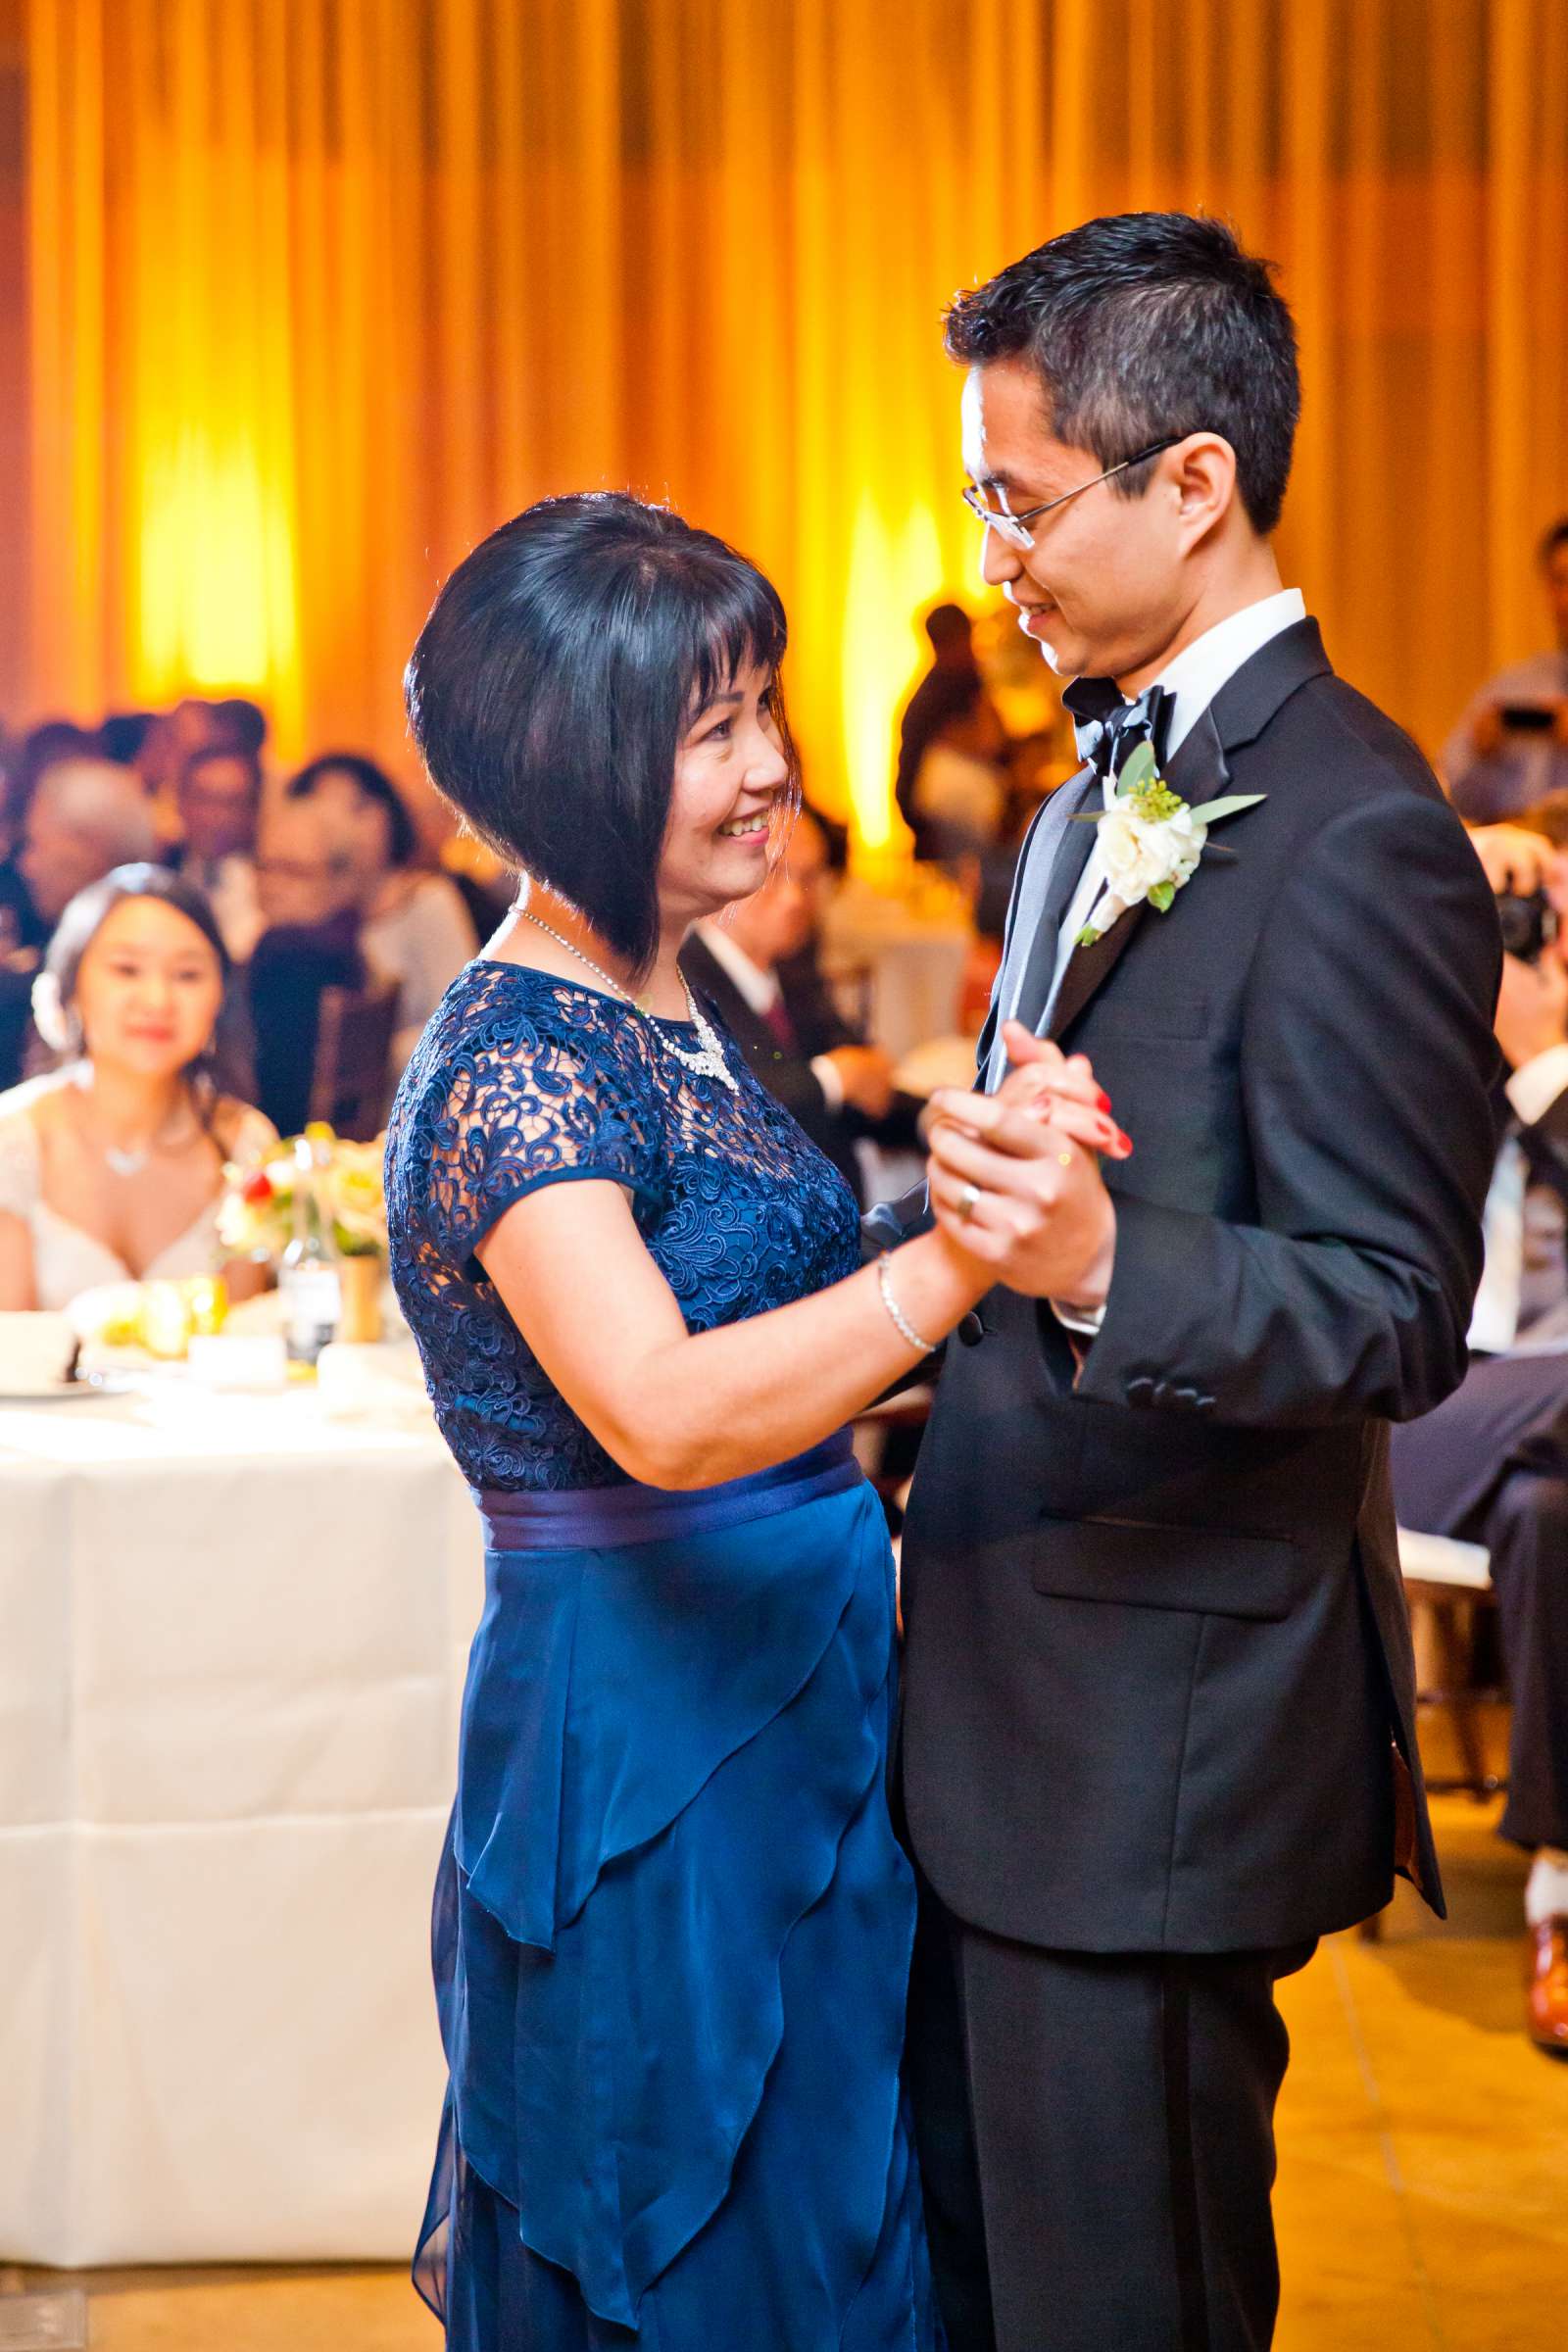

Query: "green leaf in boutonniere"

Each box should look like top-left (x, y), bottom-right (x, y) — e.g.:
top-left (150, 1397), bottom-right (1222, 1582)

top-left (1113, 742), bottom-right (1157, 794)
top-left (1186, 793), bottom-right (1267, 824)
top-left (1148, 880), bottom-right (1177, 912)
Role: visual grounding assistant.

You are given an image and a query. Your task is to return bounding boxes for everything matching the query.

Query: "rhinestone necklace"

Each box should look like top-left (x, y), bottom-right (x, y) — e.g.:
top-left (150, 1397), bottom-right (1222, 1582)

top-left (519, 910), bottom-right (738, 1092)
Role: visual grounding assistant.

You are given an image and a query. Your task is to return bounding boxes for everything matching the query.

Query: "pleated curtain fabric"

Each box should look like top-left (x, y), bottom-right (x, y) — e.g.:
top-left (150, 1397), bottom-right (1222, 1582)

top-left (7, 0), bottom-right (1568, 843)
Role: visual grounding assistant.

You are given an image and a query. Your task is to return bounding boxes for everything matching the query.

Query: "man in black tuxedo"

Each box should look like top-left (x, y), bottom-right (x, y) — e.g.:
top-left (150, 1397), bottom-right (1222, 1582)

top-left (873, 215), bottom-right (1501, 2351)
top-left (681, 807), bottom-right (916, 1204)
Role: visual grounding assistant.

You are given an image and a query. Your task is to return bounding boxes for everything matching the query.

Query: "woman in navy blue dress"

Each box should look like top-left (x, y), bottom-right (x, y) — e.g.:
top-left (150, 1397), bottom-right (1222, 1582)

top-left (386, 495), bottom-right (1118, 2347)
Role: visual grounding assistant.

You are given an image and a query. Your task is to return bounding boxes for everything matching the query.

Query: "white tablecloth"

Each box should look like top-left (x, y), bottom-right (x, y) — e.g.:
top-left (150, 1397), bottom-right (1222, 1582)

top-left (0, 1377), bottom-right (485, 2267)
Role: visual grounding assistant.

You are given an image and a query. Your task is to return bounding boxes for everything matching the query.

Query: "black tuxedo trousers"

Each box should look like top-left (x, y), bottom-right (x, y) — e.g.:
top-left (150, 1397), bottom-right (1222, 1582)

top-left (886, 621), bottom-right (1502, 2349)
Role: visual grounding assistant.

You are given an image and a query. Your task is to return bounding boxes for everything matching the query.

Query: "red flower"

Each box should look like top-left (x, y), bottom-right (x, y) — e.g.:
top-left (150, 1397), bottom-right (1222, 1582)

top-left (241, 1170), bottom-right (273, 1204)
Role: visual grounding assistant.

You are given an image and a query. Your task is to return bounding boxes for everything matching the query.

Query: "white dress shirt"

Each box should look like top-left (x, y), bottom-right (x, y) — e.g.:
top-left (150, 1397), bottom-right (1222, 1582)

top-left (1046, 588), bottom-right (1306, 1333)
top-left (691, 921), bottom-right (845, 1108)
top-left (1470, 1043), bottom-right (1568, 1351)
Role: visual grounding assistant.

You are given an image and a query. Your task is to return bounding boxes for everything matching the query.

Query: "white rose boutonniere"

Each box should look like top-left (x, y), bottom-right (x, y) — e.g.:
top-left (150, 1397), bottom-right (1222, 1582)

top-left (1073, 741), bottom-right (1266, 949)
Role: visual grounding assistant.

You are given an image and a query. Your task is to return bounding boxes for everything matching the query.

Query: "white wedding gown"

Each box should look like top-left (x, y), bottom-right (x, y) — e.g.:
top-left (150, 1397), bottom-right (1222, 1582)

top-left (0, 1078), bottom-right (274, 1311)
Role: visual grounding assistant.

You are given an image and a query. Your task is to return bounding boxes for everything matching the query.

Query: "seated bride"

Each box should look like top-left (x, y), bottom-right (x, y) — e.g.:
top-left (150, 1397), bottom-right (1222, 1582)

top-left (0, 863), bottom-right (276, 1312)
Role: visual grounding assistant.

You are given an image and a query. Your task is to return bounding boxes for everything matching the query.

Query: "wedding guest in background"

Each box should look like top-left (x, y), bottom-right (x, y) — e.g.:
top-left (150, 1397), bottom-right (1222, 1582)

top-left (0, 753), bottom-right (47, 959)
top-left (170, 739), bottom-right (266, 960)
top-left (245, 798), bottom-right (368, 1138)
top-left (284, 753), bottom-right (477, 1064)
top-left (681, 805), bottom-right (915, 1205)
top-left (895, 603), bottom-right (1008, 858)
top-left (1444, 519), bottom-right (1568, 820)
top-left (19, 757), bottom-right (160, 933)
top-left (0, 864), bottom-right (273, 1312)
top-left (1393, 819), bottom-right (1568, 2056)
top-left (133, 696), bottom-right (268, 849)
top-left (0, 757), bottom-right (49, 1096)
top-left (8, 718), bottom-right (103, 812)
top-left (99, 710), bottom-right (159, 770)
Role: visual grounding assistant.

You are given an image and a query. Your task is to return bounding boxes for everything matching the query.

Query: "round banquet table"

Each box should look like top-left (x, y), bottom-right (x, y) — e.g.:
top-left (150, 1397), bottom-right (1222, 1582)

top-left (0, 1372), bottom-right (486, 2268)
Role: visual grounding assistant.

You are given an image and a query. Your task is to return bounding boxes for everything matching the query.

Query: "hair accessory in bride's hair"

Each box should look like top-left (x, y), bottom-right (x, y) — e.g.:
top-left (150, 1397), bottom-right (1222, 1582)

top-left (29, 967), bottom-right (76, 1055)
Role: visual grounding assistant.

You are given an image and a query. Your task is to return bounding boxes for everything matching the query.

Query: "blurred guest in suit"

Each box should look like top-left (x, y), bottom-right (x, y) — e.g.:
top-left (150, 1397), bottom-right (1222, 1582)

top-left (285, 753), bottom-right (476, 1064)
top-left (1393, 819), bottom-right (1568, 2056)
top-left (170, 738), bottom-right (266, 961)
top-left (896, 605), bottom-right (1008, 858)
top-left (1445, 520), bottom-right (1568, 820)
top-left (137, 696), bottom-right (268, 843)
top-left (681, 806), bottom-right (915, 1204)
top-left (245, 800), bottom-right (366, 1138)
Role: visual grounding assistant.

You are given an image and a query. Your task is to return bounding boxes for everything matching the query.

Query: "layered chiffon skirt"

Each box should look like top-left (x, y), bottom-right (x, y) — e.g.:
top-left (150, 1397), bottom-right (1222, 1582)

top-left (414, 1433), bottom-right (944, 2348)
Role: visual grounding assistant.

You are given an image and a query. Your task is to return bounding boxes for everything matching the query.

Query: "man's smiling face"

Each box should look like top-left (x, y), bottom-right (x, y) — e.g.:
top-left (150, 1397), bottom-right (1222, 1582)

top-left (960, 356), bottom-right (1189, 686)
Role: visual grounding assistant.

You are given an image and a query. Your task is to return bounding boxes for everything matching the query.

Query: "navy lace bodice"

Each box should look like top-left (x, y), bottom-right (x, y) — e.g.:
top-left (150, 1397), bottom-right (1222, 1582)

top-left (385, 959), bottom-right (863, 1491)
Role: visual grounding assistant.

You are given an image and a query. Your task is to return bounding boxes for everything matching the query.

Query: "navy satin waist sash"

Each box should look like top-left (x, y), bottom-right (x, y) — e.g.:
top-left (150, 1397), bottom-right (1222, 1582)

top-left (473, 1429), bottom-right (862, 1551)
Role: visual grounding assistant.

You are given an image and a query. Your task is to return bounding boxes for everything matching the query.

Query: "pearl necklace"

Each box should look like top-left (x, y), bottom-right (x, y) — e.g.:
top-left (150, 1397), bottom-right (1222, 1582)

top-left (519, 911), bottom-right (739, 1093)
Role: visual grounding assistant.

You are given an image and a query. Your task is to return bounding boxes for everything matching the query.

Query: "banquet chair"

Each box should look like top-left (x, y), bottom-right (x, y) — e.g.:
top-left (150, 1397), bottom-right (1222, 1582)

top-left (1396, 1524), bottom-right (1501, 1799)
top-left (1360, 1526), bottom-right (1500, 1941)
top-left (307, 975), bottom-right (399, 1140)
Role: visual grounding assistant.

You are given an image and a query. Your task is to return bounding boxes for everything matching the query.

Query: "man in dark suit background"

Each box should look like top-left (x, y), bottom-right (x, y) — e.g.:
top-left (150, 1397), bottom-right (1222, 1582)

top-left (872, 214), bottom-right (1500, 2352)
top-left (682, 806), bottom-right (918, 1204)
top-left (1392, 817), bottom-right (1568, 2057)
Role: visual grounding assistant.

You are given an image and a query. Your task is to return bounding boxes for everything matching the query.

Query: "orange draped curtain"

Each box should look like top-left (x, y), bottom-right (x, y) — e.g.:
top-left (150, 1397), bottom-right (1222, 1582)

top-left (6, 0), bottom-right (1568, 848)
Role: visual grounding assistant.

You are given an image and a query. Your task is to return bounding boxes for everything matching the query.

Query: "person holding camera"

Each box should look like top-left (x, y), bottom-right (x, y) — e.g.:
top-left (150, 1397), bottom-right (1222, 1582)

top-left (1392, 821), bottom-right (1568, 2053)
top-left (1443, 521), bottom-right (1568, 821)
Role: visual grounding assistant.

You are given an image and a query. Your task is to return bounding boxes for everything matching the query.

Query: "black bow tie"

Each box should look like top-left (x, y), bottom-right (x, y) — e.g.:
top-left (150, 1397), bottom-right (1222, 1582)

top-left (1061, 677), bottom-right (1176, 781)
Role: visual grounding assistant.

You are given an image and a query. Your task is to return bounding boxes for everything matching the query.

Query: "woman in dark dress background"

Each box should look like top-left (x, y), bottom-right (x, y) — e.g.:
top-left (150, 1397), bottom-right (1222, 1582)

top-left (385, 493), bottom-right (1122, 2345)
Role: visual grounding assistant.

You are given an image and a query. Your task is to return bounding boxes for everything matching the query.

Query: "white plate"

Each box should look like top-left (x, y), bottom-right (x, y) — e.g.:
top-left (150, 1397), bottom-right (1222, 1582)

top-left (0, 1373), bottom-right (131, 1405)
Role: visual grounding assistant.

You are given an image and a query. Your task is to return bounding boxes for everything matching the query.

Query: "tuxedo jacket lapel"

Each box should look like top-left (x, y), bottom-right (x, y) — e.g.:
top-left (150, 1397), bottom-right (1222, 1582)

top-left (980, 765), bottom-right (1095, 1088)
top-left (997, 767), bottom-right (1100, 1058)
top-left (1045, 620), bottom-right (1331, 1044)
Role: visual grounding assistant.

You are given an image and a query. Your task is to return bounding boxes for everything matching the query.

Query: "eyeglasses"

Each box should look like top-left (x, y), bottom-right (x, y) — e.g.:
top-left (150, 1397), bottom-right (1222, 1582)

top-left (959, 438), bottom-right (1182, 551)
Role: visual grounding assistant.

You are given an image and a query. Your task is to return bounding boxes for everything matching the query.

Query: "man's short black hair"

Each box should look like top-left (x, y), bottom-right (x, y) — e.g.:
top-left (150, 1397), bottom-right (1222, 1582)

top-left (1540, 516), bottom-right (1568, 566)
top-left (946, 212), bottom-right (1300, 536)
top-left (405, 493), bottom-right (796, 976)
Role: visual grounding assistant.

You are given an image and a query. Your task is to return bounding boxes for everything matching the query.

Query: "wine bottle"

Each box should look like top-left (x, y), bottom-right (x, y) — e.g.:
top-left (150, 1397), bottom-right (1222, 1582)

top-left (278, 1134), bottom-right (340, 1364)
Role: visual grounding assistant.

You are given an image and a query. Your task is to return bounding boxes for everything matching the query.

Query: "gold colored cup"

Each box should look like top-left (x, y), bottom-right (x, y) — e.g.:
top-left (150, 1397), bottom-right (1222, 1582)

top-left (337, 1253), bottom-right (384, 1346)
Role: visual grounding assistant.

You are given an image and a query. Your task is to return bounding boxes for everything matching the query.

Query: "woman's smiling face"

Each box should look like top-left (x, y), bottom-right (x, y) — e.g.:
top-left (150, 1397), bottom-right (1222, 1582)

top-left (656, 662), bottom-right (793, 932)
top-left (73, 896), bottom-right (225, 1077)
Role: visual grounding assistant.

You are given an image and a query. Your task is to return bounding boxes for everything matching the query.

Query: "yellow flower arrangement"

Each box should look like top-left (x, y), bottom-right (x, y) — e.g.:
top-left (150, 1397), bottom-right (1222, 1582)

top-left (217, 1124), bottom-right (389, 1261)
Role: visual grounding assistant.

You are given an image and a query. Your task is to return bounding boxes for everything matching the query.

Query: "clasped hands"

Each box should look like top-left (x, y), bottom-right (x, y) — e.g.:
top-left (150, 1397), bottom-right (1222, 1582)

top-left (923, 1021), bottom-right (1133, 1308)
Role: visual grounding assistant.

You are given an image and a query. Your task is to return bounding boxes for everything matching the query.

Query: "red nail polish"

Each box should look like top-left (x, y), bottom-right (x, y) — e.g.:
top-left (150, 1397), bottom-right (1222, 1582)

top-left (1118, 1130), bottom-right (1134, 1153)
top-left (1096, 1090), bottom-right (1112, 1112)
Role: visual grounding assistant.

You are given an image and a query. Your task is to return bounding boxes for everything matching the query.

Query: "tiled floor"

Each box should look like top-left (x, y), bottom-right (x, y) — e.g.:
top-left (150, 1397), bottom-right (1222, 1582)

top-left (1274, 1793), bottom-right (1568, 2350)
top-left (9, 1798), bottom-right (1567, 2348)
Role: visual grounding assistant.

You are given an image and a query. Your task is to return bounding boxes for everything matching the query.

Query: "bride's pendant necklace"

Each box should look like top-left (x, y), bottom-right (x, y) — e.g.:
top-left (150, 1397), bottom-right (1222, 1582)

top-left (70, 1076), bottom-right (198, 1178)
top-left (519, 909), bottom-right (739, 1093)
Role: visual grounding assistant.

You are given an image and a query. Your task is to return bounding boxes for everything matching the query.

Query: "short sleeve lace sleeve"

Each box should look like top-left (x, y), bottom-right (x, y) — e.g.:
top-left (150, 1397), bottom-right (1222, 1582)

top-left (385, 959), bottom-right (861, 1493)
top-left (416, 980), bottom-right (663, 1267)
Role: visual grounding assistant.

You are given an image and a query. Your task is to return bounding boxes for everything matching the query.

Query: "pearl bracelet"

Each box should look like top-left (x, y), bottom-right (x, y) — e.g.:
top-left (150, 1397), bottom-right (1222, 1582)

top-left (877, 1252), bottom-right (937, 1355)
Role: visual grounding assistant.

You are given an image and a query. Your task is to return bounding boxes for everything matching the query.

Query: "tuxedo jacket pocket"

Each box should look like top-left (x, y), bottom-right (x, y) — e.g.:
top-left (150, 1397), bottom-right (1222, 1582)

top-left (1028, 1514), bottom-right (1301, 1621)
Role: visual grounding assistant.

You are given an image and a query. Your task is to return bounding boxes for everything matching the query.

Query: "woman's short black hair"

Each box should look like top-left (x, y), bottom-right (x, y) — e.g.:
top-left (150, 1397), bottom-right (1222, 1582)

top-left (405, 491), bottom-right (796, 975)
top-left (946, 212), bottom-right (1300, 536)
top-left (287, 752), bottom-right (419, 868)
top-left (40, 862), bottom-right (239, 1097)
